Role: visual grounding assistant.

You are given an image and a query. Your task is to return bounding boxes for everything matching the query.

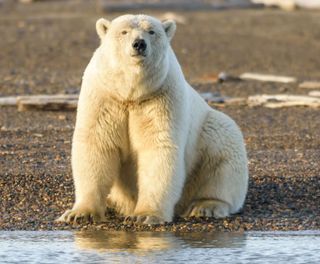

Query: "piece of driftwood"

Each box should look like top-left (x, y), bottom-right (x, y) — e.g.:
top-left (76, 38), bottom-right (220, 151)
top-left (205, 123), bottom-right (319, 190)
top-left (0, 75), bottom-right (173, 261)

top-left (0, 94), bottom-right (78, 107)
top-left (0, 96), bottom-right (18, 106)
top-left (308, 91), bottom-right (320, 97)
top-left (299, 81), bottom-right (320, 89)
top-left (18, 98), bottom-right (78, 112)
top-left (98, 0), bottom-right (260, 12)
top-left (248, 94), bottom-right (320, 108)
top-left (17, 94), bottom-right (78, 111)
top-left (0, 94), bottom-right (78, 111)
top-left (16, 94), bottom-right (79, 101)
top-left (240, 73), bottom-right (297, 83)
top-left (19, 0), bottom-right (65, 2)
top-left (252, 0), bottom-right (320, 10)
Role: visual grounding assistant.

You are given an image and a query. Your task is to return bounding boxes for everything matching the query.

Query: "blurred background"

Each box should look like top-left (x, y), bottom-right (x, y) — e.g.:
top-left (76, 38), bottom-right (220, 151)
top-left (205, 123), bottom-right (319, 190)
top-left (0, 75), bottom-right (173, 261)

top-left (0, 0), bottom-right (320, 96)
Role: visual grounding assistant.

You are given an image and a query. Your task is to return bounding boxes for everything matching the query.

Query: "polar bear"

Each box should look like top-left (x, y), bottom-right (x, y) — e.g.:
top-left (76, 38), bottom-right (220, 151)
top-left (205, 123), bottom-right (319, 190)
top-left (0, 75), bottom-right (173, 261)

top-left (58, 14), bottom-right (248, 225)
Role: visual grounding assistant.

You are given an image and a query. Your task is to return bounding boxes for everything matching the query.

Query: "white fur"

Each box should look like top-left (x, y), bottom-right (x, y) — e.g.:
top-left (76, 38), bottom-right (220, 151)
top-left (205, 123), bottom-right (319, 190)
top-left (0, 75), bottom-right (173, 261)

top-left (58, 14), bottom-right (248, 224)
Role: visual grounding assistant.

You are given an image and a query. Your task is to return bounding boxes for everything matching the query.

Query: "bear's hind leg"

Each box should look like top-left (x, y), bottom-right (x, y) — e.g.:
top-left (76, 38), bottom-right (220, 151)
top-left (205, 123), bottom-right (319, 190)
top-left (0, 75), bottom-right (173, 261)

top-left (181, 110), bottom-right (248, 219)
top-left (182, 158), bottom-right (248, 219)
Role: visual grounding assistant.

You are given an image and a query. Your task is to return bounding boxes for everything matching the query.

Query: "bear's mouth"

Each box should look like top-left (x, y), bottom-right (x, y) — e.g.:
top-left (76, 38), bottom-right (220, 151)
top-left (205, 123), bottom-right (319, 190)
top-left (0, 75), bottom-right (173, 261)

top-left (130, 51), bottom-right (147, 58)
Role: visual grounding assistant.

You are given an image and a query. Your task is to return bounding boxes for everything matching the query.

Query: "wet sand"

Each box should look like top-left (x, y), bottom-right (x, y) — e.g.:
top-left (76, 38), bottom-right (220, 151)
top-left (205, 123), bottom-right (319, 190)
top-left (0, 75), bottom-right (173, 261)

top-left (0, 0), bottom-right (319, 231)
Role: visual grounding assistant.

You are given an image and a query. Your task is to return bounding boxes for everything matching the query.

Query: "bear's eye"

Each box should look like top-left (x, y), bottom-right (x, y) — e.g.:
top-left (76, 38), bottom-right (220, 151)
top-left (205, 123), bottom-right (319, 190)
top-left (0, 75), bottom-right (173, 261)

top-left (149, 30), bottom-right (155, 35)
top-left (121, 30), bottom-right (128, 35)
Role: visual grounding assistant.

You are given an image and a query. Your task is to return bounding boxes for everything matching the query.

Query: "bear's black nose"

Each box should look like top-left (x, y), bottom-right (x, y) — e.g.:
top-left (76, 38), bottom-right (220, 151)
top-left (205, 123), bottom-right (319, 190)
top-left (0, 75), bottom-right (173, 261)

top-left (132, 39), bottom-right (147, 53)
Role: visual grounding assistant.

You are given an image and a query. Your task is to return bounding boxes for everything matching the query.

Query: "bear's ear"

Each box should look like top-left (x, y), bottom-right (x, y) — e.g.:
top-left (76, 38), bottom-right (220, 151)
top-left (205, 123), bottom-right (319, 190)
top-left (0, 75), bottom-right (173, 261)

top-left (96, 18), bottom-right (111, 39)
top-left (162, 20), bottom-right (176, 41)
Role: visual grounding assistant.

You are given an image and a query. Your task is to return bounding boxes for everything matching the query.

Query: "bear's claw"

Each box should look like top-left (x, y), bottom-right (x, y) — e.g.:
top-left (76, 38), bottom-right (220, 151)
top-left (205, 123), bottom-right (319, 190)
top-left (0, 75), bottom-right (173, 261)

top-left (56, 209), bottom-right (106, 224)
top-left (124, 215), bottom-right (164, 225)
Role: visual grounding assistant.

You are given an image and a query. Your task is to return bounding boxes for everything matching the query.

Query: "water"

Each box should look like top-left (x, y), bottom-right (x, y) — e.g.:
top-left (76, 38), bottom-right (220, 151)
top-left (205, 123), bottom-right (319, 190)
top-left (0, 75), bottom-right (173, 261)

top-left (0, 231), bottom-right (319, 264)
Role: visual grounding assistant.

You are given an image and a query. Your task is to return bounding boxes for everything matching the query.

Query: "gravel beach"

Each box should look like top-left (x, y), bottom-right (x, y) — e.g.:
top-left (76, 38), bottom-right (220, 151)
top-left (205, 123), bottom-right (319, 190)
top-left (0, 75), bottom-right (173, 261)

top-left (0, 0), bottom-right (319, 231)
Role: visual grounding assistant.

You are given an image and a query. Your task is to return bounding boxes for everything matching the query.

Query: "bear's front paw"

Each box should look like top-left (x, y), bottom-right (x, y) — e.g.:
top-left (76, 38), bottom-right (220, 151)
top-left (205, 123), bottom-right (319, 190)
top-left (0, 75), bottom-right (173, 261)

top-left (183, 199), bottom-right (230, 218)
top-left (124, 215), bottom-right (165, 225)
top-left (56, 207), bottom-right (106, 224)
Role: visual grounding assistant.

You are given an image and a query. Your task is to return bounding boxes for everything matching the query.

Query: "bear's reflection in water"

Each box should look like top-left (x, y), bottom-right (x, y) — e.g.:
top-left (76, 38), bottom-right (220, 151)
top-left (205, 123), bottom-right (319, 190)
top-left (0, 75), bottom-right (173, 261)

top-left (74, 230), bottom-right (246, 254)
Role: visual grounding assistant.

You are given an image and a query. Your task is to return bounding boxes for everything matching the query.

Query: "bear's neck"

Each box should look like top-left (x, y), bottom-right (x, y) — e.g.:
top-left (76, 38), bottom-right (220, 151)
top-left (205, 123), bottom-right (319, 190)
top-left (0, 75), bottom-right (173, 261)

top-left (94, 48), bottom-right (181, 102)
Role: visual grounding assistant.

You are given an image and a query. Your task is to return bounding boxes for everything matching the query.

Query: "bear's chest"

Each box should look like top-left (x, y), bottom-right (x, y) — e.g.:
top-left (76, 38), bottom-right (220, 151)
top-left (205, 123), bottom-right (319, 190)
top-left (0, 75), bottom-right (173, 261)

top-left (96, 92), bottom-right (172, 162)
top-left (113, 104), bottom-right (171, 158)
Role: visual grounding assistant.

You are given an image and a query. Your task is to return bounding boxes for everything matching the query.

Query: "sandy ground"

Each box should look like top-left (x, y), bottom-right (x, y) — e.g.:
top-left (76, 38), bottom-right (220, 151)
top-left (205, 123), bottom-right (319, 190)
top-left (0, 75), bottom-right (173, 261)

top-left (0, 0), bottom-right (319, 231)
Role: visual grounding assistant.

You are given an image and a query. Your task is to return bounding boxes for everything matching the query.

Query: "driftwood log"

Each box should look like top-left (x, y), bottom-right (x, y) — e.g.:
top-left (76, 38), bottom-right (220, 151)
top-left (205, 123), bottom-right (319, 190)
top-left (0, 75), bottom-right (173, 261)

top-left (240, 73), bottom-right (297, 83)
top-left (17, 94), bottom-right (78, 111)
top-left (299, 81), bottom-right (320, 89)
top-left (0, 94), bottom-right (78, 111)
top-left (308, 91), bottom-right (320, 97)
top-left (0, 96), bottom-right (17, 106)
top-left (248, 94), bottom-right (320, 108)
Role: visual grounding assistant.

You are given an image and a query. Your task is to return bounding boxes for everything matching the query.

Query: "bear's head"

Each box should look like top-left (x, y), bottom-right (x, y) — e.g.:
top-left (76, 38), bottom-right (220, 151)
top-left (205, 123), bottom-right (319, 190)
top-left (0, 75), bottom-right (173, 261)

top-left (95, 14), bottom-right (176, 68)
